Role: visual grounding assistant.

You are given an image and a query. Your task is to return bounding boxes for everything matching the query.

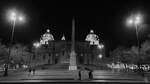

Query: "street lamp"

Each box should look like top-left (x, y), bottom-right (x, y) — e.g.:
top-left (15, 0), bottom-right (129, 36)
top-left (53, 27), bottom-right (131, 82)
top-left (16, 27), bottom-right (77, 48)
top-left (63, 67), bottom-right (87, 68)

top-left (126, 13), bottom-right (143, 67)
top-left (33, 42), bottom-right (41, 48)
top-left (8, 10), bottom-right (25, 42)
top-left (32, 42), bottom-right (41, 67)
top-left (3, 9), bottom-right (25, 76)
top-left (98, 54), bottom-right (102, 59)
top-left (97, 44), bottom-right (104, 49)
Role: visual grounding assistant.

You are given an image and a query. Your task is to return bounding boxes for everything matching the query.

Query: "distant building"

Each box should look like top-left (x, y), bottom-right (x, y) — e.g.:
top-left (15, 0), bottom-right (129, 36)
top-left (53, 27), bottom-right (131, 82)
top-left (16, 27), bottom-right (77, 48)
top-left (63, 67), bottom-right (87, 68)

top-left (33, 29), bottom-right (105, 65)
top-left (40, 29), bottom-right (54, 45)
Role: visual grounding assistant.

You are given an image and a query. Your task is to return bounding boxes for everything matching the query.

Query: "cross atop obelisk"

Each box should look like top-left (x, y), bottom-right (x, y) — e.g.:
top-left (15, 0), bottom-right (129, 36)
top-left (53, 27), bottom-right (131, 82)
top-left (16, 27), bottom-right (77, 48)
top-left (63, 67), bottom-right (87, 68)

top-left (69, 17), bottom-right (77, 70)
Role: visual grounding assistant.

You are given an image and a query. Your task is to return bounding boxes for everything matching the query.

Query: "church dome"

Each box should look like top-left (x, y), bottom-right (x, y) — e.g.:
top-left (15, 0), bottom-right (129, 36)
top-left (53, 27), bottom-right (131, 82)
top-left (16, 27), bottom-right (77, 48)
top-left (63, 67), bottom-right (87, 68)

top-left (85, 29), bottom-right (99, 45)
top-left (40, 29), bottom-right (54, 44)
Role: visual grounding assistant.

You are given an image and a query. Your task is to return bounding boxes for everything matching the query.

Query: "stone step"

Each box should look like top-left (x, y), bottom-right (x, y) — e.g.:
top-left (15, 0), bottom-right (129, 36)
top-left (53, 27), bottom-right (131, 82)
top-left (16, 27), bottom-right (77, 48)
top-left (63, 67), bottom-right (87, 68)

top-left (93, 75), bottom-right (143, 80)
top-left (22, 75), bottom-right (76, 80)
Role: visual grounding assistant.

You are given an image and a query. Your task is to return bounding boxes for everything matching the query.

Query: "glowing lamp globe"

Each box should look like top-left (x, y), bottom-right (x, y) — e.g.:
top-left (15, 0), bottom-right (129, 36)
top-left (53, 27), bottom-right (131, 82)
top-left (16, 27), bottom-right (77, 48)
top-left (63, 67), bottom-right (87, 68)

top-left (33, 42), bottom-right (41, 48)
top-left (126, 13), bottom-right (143, 27)
top-left (10, 11), bottom-right (17, 21)
top-left (98, 54), bottom-right (102, 59)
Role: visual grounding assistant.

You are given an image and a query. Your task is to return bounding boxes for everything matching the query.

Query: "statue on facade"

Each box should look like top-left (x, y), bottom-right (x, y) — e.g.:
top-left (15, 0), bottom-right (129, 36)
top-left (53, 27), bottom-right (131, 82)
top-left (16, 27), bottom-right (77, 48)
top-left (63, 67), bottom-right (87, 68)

top-left (61, 34), bottom-right (65, 40)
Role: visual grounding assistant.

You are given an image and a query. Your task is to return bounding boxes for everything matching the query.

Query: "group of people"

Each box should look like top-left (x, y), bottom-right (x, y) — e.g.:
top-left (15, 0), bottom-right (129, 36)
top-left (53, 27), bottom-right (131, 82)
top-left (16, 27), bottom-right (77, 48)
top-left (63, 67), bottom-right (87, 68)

top-left (78, 67), bottom-right (93, 80)
top-left (28, 68), bottom-right (36, 76)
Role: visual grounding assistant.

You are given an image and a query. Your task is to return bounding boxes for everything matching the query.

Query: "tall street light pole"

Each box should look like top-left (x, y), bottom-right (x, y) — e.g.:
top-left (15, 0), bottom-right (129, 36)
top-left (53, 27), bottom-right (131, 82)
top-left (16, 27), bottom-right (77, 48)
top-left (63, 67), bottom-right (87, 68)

top-left (135, 24), bottom-right (140, 58)
top-left (3, 9), bottom-right (25, 76)
top-left (33, 42), bottom-right (41, 67)
top-left (126, 13), bottom-right (143, 68)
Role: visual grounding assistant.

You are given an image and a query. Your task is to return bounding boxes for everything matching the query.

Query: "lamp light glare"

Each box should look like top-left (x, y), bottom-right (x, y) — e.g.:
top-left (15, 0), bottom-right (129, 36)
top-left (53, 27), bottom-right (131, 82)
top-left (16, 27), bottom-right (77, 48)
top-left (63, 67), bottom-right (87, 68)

top-left (135, 15), bottom-right (142, 25)
top-left (18, 16), bottom-right (24, 22)
top-left (127, 19), bottom-right (133, 25)
top-left (98, 54), bottom-right (102, 59)
top-left (98, 44), bottom-right (104, 49)
top-left (33, 42), bottom-right (41, 48)
top-left (7, 9), bottom-right (26, 23)
top-left (10, 12), bottom-right (16, 21)
top-left (126, 13), bottom-right (143, 27)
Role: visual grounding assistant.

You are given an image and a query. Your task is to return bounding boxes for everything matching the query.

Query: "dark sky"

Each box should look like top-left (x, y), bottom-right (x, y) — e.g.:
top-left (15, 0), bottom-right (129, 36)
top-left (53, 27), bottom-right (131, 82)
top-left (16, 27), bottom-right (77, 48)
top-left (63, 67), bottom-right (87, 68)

top-left (0, 0), bottom-right (150, 50)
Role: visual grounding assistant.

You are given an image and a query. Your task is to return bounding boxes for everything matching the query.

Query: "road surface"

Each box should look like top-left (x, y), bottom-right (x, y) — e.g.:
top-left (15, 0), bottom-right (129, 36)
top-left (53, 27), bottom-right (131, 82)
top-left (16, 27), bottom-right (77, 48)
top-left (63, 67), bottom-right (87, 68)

top-left (0, 68), bottom-right (150, 83)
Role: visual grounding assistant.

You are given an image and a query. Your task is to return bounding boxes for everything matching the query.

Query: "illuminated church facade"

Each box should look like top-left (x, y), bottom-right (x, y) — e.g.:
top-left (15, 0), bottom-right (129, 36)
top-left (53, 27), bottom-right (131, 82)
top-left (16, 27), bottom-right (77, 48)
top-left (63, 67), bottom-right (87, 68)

top-left (33, 29), bottom-right (105, 65)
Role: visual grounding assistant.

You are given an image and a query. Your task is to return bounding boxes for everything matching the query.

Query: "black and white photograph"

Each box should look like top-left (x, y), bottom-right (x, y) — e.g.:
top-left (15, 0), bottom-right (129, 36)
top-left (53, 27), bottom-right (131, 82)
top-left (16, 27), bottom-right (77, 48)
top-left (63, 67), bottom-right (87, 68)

top-left (0, 0), bottom-right (150, 84)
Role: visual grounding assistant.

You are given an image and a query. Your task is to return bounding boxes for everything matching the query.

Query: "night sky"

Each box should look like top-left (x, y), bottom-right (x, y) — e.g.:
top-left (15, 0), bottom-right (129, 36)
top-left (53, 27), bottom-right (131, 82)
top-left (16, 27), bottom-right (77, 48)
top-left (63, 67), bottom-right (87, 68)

top-left (0, 0), bottom-right (150, 50)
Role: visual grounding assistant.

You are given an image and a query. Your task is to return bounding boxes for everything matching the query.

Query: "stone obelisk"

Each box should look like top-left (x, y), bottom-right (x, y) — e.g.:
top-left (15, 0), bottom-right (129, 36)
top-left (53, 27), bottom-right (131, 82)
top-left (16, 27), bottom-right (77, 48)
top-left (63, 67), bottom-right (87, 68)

top-left (69, 18), bottom-right (77, 70)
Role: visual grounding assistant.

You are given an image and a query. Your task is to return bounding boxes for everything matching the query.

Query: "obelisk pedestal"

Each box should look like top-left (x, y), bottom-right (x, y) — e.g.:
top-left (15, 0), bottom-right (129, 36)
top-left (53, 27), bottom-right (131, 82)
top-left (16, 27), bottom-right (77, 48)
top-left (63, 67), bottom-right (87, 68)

top-left (69, 50), bottom-right (77, 70)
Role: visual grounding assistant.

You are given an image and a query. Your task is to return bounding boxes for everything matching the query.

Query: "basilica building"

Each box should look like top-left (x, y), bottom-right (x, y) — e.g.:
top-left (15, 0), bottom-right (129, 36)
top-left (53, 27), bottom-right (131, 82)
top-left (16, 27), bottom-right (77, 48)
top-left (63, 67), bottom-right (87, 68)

top-left (32, 29), bottom-right (105, 65)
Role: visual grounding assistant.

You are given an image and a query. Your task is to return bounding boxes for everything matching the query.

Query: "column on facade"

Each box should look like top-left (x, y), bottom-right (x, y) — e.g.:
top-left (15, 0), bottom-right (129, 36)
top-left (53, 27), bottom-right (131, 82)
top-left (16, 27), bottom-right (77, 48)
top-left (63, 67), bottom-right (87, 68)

top-left (48, 53), bottom-right (51, 64)
top-left (93, 49), bottom-right (97, 65)
top-left (53, 51), bottom-right (56, 64)
top-left (50, 53), bottom-right (53, 64)
top-left (84, 53), bottom-right (87, 64)
top-left (78, 53), bottom-right (82, 65)
top-left (77, 54), bottom-right (79, 64)
top-left (88, 54), bottom-right (92, 64)
top-left (45, 53), bottom-right (48, 64)
top-left (52, 43), bottom-right (55, 64)
top-left (89, 46), bottom-right (93, 64)
top-left (58, 53), bottom-right (61, 64)
top-left (76, 53), bottom-right (79, 65)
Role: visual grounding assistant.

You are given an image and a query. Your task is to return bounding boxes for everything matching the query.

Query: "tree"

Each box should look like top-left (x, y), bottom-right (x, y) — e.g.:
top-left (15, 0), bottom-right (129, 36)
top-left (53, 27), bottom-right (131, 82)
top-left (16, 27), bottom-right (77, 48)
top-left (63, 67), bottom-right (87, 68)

top-left (109, 46), bottom-right (137, 64)
top-left (0, 42), bottom-right (8, 64)
top-left (140, 40), bottom-right (150, 64)
top-left (31, 44), bottom-right (49, 65)
top-left (10, 43), bottom-right (32, 66)
top-left (122, 46), bottom-right (139, 64)
top-left (109, 40), bottom-right (150, 64)
top-left (109, 47), bottom-right (126, 63)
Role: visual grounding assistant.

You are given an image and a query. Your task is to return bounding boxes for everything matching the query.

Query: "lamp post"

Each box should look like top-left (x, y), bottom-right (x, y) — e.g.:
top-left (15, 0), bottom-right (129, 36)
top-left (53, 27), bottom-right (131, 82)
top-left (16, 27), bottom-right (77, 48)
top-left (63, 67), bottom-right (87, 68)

top-left (3, 9), bottom-right (25, 76)
top-left (8, 10), bottom-right (25, 42)
top-left (33, 42), bottom-right (41, 48)
top-left (32, 42), bottom-right (41, 67)
top-left (126, 13), bottom-right (143, 68)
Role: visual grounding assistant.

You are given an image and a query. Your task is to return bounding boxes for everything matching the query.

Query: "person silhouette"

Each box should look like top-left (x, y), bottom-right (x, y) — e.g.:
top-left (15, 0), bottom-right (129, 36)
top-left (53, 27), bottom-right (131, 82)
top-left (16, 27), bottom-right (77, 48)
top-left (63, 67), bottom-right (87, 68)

top-left (28, 68), bottom-right (32, 76)
top-left (89, 69), bottom-right (93, 80)
top-left (78, 70), bottom-right (81, 80)
top-left (33, 68), bottom-right (35, 75)
top-left (84, 67), bottom-right (93, 80)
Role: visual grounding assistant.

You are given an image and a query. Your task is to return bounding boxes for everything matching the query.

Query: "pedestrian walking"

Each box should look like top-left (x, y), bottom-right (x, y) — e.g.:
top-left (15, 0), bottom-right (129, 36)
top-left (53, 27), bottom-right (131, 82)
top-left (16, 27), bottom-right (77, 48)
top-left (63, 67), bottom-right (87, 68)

top-left (89, 69), bottom-right (93, 80)
top-left (28, 68), bottom-right (32, 76)
top-left (78, 70), bottom-right (81, 80)
top-left (84, 67), bottom-right (93, 80)
top-left (3, 66), bottom-right (8, 77)
top-left (33, 68), bottom-right (35, 75)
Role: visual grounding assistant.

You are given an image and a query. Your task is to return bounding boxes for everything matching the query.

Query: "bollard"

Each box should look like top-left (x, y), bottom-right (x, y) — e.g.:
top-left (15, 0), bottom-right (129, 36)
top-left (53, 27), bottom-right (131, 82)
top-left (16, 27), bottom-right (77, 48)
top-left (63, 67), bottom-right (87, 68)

top-left (74, 70), bottom-right (79, 80)
top-left (81, 70), bottom-right (89, 80)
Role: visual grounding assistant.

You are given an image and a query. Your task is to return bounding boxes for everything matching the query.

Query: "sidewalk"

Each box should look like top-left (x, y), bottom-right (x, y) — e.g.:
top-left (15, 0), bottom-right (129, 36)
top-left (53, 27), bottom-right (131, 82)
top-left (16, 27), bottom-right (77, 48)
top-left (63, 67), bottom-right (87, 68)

top-left (0, 69), bottom-right (150, 83)
top-left (0, 69), bottom-right (79, 81)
